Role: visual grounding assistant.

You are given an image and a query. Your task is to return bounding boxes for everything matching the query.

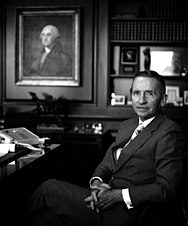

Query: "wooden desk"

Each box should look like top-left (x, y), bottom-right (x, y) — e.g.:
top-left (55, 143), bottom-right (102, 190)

top-left (0, 146), bottom-right (30, 179)
top-left (0, 144), bottom-right (59, 179)
top-left (0, 144), bottom-right (61, 225)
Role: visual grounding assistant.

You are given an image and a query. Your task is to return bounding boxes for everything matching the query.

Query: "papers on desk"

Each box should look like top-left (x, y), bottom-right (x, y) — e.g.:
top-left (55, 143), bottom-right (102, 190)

top-left (0, 144), bottom-right (15, 157)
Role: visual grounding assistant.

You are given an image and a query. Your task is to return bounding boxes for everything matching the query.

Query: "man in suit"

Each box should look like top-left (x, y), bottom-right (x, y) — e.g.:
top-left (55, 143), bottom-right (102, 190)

top-left (24, 70), bottom-right (186, 226)
top-left (26, 25), bottom-right (71, 77)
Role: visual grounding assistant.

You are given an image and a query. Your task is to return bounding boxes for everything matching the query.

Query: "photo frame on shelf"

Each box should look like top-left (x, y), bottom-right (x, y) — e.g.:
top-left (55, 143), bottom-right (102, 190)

top-left (111, 95), bottom-right (125, 106)
top-left (166, 86), bottom-right (180, 104)
top-left (119, 46), bottom-right (138, 75)
top-left (184, 91), bottom-right (188, 105)
top-left (15, 7), bottom-right (80, 86)
top-left (121, 47), bottom-right (138, 65)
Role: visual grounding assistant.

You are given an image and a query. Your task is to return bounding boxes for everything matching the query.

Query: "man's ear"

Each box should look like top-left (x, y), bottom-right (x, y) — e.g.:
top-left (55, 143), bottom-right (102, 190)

top-left (160, 94), bottom-right (168, 107)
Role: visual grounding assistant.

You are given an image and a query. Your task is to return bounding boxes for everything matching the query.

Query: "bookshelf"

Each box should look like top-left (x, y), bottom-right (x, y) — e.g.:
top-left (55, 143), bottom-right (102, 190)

top-left (108, 0), bottom-right (188, 107)
top-left (111, 18), bottom-right (188, 43)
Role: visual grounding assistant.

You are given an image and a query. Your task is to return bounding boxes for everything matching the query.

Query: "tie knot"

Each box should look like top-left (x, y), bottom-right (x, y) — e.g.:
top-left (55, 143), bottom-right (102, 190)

top-left (136, 123), bottom-right (144, 133)
top-left (132, 123), bottom-right (144, 139)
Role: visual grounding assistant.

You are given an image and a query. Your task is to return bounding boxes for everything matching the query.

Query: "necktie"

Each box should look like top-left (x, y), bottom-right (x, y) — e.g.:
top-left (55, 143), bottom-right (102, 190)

top-left (131, 123), bottom-right (144, 140)
top-left (116, 123), bottom-right (144, 160)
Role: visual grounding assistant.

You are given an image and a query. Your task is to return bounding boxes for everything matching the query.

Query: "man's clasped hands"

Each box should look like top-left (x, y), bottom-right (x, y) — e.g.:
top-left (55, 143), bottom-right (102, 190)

top-left (84, 180), bottom-right (123, 213)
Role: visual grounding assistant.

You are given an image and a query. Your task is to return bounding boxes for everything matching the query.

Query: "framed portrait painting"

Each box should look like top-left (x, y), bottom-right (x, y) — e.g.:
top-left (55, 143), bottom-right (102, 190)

top-left (15, 7), bottom-right (80, 86)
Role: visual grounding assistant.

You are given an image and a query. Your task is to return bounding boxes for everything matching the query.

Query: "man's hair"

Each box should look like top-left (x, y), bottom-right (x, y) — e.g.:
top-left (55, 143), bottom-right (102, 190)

top-left (40, 25), bottom-right (60, 40)
top-left (130, 70), bottom-right (166, 95)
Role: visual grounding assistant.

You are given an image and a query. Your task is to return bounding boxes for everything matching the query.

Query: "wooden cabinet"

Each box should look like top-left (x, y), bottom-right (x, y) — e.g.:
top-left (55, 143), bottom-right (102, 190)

top-left (37, 127), bottom-right (114, 185)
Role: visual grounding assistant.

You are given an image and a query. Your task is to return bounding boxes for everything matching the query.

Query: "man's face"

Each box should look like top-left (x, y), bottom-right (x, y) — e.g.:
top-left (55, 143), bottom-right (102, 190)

top-left (131, 76), bottom-right (166, 121)
top-left (40, 27), bottom-right (57, 48)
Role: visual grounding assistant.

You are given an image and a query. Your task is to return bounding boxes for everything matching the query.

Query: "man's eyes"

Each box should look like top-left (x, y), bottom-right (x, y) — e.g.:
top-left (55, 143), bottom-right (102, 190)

top-left (145, 91), bottom-right (154, 97)
top-left (132, 91), bottom-right (154, 97)
top-left (42, 33), bottom-right (52, 37)
top-left (132, 91), bottom-right (140, 95)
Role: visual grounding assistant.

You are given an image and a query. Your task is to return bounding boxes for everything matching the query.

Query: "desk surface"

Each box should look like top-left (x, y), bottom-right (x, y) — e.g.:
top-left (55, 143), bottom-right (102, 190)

top-left (0, 143), bottom-right (60, 180)
top-left (0, 143), bottom-right (61, 225)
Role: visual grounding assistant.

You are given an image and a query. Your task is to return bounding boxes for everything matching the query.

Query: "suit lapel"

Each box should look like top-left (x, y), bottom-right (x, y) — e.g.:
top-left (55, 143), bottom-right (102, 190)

top-left (111, 119), bottom-right (138, 163)
top-left (112, 118), bottom-right (138, 150)
top-left (113, 112), bottom-right (165, 173)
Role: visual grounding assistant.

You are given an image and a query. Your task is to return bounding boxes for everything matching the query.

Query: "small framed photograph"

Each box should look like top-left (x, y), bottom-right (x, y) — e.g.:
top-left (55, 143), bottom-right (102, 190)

top-left (184, 91), bottom-right (188, 105)
top-left (121, 47), bottom-right (137, 65)
top-left (112, 95), bottom-right (125, 106)
top-left (166, 86), bottom-right (180, 104)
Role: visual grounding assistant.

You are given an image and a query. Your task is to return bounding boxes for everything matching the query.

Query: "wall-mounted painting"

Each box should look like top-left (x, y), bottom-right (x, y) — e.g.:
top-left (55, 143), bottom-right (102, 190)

top-left (15, 7), bottom-right (80, 86)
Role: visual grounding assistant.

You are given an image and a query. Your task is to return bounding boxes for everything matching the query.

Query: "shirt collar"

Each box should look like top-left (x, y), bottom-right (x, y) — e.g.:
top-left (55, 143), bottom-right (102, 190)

top-left (139, 116), bottom-right (155, 128)
top-left (45, 47), bottom-right (51, 53)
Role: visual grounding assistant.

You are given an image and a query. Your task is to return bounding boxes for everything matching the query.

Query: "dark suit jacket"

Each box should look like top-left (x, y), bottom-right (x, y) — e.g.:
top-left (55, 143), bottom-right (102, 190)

top-left (27, 40), bottom-right (71, 77)
top-left (92, 111), bottom-right (185, 209)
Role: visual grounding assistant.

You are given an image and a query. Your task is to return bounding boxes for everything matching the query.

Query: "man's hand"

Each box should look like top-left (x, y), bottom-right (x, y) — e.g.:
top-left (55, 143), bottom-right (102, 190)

top-left (84, 181), bottom-right (111, 213)
top-left (96, 188), bottom-right (123, 210)
top-left (84, 181), bottom-right (123, 212)
top-left (84, 192), bottom-right (99, 212)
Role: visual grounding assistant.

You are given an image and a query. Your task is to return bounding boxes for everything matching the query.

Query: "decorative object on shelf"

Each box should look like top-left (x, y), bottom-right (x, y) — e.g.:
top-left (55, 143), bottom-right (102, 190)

top-left (176, 97), bottom-right (183, 107)
top-left (29, 92), bottom-right (69, 127)
top-left (143, 47), bottom-right (151, 71)
top-left (91, 122), bottom-right (103, 134)
top-left (180, 65), bottom-right (188, 77)
top-left (112, 45), bottom-right (120, 75)
top-left (184, 91), bottom-right (188, 105)
top-left (73, 122), bottom-right (103, 134)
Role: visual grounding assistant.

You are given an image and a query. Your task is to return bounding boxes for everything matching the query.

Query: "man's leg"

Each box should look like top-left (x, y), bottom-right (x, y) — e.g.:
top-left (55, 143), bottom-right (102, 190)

top-left (24, 179), bottom-right (100, 226)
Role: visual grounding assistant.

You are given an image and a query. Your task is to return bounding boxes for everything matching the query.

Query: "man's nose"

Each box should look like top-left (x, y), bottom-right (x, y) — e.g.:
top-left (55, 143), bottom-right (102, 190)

top-left (139, 93), bottom-right (147, 103)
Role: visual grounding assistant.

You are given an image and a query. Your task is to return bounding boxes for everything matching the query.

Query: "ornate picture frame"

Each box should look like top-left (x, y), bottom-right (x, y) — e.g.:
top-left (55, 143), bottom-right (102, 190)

top-left (15, 7), bottom-right (80, 86)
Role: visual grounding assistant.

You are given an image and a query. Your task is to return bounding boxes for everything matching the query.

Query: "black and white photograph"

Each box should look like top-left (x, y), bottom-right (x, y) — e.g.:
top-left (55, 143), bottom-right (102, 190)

top-left (1, 1), bottom-right (188, 226)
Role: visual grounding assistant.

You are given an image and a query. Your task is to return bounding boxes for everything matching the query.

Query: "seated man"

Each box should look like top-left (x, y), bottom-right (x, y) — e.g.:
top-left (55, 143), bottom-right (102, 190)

top-left (23, 70), bottom-right (186, 226)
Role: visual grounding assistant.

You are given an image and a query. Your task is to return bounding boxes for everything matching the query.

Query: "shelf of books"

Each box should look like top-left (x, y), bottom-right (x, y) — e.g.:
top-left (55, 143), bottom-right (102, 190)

top-left (111, 18), bottom-right (188, 42)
